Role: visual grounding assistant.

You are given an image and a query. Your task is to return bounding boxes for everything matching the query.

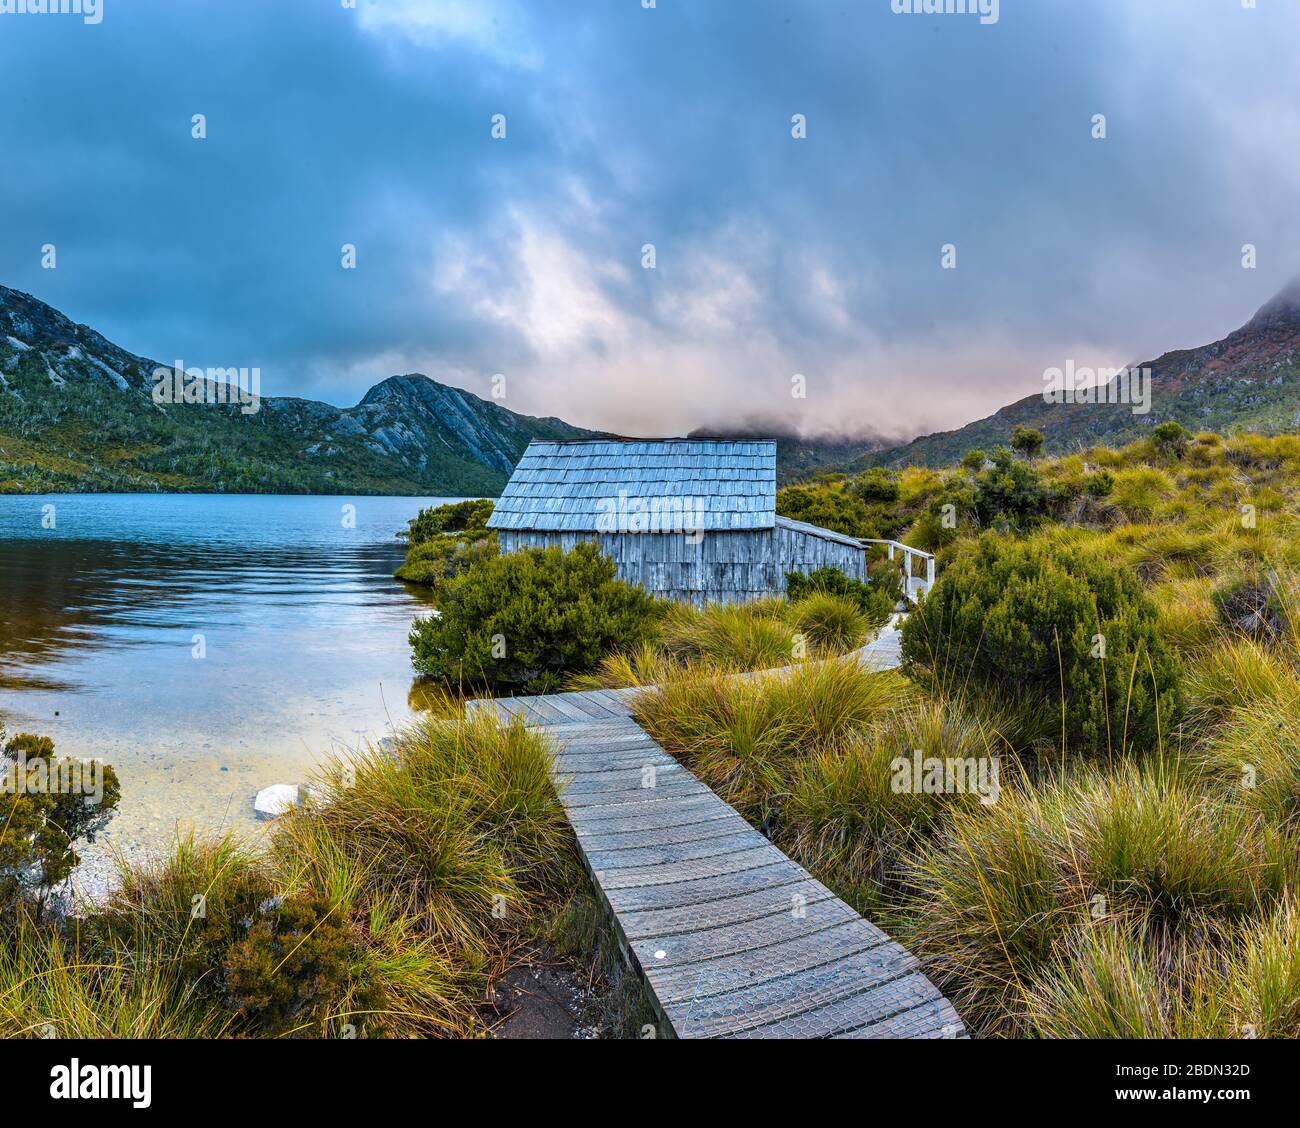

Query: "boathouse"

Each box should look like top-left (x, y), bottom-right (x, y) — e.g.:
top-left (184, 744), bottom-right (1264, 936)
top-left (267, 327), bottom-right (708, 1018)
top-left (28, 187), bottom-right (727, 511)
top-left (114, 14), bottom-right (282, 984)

top-left (486, 438), bottom-right (868, 605)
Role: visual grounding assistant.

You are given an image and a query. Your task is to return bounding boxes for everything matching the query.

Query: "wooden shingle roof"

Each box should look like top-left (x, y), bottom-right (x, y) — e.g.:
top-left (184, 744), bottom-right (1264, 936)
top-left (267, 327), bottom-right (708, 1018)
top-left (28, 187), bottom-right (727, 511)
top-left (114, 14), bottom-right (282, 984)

top-left (487, 439), bottom-right (778, 533)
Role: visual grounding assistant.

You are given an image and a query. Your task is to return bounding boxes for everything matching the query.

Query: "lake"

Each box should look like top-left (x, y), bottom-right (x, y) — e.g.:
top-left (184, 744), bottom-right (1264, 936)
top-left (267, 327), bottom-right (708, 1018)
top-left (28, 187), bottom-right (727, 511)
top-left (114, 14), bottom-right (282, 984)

top-left (0, 493), bottom-right (455, 883)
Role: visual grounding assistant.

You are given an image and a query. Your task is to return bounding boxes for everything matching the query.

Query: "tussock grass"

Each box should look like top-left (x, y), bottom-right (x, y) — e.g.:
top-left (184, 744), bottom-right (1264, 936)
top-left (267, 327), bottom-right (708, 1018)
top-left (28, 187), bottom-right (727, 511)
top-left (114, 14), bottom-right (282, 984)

top-left (635, 660), bottom-right (907, 818)
top-left (782, 696), bottom-right (1006, 910)
top-left (1150, 576), bottom-right (1218, 653)
top-left (789, 592), bottom-right (871, 655)
top-left (1110, 467), bottom-right (1174, 520)
top-left (276, 712), bottom-right (573, 957)
top-left (569, 592), bottom-right (885, 690)
top-left (1185, 636), bottom-right (1296, 727)
top-left (1198, 707), bottom-right (1300, 830)
top-left (902, 763), bottom-right (1296, 1036)
top-left (567, 641), bottom-right (678, 691)
top-left (4, 713), bottom-right (584, 1039)
top-left (0, 912), bottom-right (235, 1038)
top-left (1023, 925), bottom-right (1232, 1039)
top-left (1025, 898), bottom-right (1300, 1039)
top-left (1234, 898), bottom-right (1300, 1037)
top-left (659, 599), bottom-right (797, 670)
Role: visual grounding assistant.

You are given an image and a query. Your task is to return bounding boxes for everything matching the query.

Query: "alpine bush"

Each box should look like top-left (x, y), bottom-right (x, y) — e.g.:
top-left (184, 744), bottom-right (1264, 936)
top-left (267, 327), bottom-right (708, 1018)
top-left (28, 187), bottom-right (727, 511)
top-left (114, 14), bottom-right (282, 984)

top-left (900, 535), bottom-right (1182, 756)
top-left (409, 542), bottom-right (662, 693)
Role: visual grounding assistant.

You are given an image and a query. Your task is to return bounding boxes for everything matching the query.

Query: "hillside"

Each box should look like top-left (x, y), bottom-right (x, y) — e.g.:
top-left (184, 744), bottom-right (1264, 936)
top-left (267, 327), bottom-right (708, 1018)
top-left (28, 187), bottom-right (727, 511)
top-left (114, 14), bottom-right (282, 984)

top-left (859, 281), bottom-right (1300, 470)
top-left (688, 426), bottom-right (884, 483)
top-left (0, 286), bottom-right (594, 495)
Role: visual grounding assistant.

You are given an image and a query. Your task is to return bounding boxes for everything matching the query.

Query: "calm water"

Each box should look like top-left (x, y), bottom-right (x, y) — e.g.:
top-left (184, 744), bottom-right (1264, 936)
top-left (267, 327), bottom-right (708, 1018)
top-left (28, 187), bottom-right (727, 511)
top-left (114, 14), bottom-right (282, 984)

top-left (0, 494), bottom-right (454, 867)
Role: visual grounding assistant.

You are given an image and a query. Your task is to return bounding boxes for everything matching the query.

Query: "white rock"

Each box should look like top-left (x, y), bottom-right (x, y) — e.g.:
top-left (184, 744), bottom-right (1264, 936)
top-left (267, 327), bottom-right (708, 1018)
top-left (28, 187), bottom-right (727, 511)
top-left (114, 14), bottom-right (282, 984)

top-left (253, 783), bottom-right (299, 821)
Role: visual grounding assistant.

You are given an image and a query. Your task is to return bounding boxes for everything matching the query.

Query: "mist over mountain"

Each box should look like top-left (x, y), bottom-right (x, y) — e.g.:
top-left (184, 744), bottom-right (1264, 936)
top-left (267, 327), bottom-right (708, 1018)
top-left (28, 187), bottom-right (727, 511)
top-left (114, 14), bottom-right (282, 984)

top-left (858, 280), bottom-right (1300, 471)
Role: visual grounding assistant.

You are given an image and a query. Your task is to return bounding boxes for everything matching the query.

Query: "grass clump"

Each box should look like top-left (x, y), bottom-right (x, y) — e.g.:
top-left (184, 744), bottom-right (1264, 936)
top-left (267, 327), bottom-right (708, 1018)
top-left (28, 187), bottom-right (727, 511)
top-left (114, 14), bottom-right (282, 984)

top-left (659, 599), bottom-right (797, 670)
top-left (789, 591), bottom-right (872, 656)
top-left (4, 713), bottom-right (590, 1039)
top-left (635, 660), bottom-right (906, 819)
top-left (782, 696), bottom-right (1004, 913)
top-left (902, 763), bottom-right (1294, 1036)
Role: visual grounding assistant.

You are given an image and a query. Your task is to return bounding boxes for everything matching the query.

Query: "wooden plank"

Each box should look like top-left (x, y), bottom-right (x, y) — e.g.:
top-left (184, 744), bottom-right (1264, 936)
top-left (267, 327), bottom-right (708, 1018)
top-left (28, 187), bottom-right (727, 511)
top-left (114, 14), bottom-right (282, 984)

top-left (584, 830), bottom-right (771, 872)
top-left (464, 653), bottom-right (964, 1041)
top-left (514, 695), bottom-right (571, 726)
top-left (543, 694), bottom-right (604, 724)
top-left (564, 691), bottom-right (628, 720)
top-left (579, 814), bottom-right (756, 853)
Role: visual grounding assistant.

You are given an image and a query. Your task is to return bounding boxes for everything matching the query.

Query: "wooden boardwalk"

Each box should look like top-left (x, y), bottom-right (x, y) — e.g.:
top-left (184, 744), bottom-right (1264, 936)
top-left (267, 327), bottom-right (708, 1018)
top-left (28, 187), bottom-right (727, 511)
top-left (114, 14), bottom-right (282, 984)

top-left (468, 632), bottom-right (964, 1039)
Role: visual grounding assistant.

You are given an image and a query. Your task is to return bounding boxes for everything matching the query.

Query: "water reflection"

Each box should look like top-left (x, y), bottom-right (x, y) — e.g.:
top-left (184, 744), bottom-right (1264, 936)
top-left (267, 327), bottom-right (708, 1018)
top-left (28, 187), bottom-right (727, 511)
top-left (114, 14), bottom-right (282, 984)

top-left (0, 494), bottom-right (452, 855)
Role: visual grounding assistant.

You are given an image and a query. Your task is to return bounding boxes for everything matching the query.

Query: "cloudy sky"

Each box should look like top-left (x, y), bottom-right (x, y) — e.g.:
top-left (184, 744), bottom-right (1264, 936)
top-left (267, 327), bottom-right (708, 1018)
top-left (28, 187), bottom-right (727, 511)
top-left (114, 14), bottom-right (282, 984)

top-left (3, 0), bottom-right (1299, 443)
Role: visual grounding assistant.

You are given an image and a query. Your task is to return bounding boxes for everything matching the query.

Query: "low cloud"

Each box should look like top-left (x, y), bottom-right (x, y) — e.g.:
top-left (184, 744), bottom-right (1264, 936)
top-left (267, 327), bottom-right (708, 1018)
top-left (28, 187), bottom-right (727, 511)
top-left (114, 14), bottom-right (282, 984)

top-left (2, 0), bottom-right (1299, 444)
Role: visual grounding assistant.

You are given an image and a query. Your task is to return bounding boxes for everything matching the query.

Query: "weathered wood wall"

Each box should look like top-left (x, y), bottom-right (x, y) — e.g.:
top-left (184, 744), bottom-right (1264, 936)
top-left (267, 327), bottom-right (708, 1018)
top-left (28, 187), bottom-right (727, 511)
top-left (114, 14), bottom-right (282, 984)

top-left (497, 525), bottom-right (865, 605)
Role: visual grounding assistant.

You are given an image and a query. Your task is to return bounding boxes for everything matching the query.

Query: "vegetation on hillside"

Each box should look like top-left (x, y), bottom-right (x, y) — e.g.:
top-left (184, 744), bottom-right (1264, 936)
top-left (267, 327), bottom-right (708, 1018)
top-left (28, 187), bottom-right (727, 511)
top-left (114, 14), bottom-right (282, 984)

top-left (634, 429), bottom-right (1300, 1037)
top-left (0, 285), bottom-right (593, 494)
top-left (852, 284), bottom-right (1300, 470)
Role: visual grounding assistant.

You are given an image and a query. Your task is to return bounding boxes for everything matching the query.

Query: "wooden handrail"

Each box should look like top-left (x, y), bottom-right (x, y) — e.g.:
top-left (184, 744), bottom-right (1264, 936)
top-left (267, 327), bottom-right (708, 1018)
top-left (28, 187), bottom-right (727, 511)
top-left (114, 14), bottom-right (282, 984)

top-left (858, 538), bottom-right (936, 602)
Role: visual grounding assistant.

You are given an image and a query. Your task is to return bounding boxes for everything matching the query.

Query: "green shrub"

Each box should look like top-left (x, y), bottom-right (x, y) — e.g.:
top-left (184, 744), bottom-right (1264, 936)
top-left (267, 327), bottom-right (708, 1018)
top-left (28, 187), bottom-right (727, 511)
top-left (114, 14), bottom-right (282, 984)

top-left (395, 532), bottom-right (498, 587)
top-left (776, 483), bottom-right (875, 538)
top-left (973, 448), bottom-right (1063, 530)
top-left (0, 732), bottom-right (121, 910)
top-left (221, 890), bottom-right (379, 1035)
top-left (409, 542), bottom-right (661, 693)
top-left (785, 566), bottom-right (895, 627)
top-left (1152, 421), bottom-right (1191, 458)
top-left (1084, 470), bottom-right (1115, 498)
top-left (850, 469), bottom-right (900, 505)
top-left (1010, 426), bottom-right (1045, 459)
top-left (900, 535), bottom-right (1182, 756)
top-left (395, 500), bottom-right (498, 586)
top-left (400, 500), bottom-right (495, 547)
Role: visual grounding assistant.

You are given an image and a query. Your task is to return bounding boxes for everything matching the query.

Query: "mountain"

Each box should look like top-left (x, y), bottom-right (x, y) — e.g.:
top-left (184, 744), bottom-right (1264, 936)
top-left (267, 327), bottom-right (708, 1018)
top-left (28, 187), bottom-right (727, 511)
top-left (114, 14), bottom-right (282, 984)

top-left (0, 286), bottom-right (594, 495)
top-left (859, 281), bottom-right (1300, 470)
top-left (688, 425), bottom-right (888, 484)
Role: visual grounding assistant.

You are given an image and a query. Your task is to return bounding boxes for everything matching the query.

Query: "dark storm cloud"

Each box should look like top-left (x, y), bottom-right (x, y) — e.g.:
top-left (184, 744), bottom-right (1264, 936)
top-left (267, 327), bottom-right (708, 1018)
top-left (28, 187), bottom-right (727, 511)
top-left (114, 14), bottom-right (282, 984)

top-left (2, 0), bottom-right (1298, 439)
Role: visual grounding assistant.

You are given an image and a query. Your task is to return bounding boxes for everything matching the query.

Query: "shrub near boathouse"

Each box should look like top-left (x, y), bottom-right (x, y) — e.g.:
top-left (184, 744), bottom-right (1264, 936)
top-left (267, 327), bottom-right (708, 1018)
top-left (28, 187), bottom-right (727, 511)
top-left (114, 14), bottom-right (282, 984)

top-left (900, 535), bottom-right (1181, 756)
top-left (409, 542), bottom-right (662, 693)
